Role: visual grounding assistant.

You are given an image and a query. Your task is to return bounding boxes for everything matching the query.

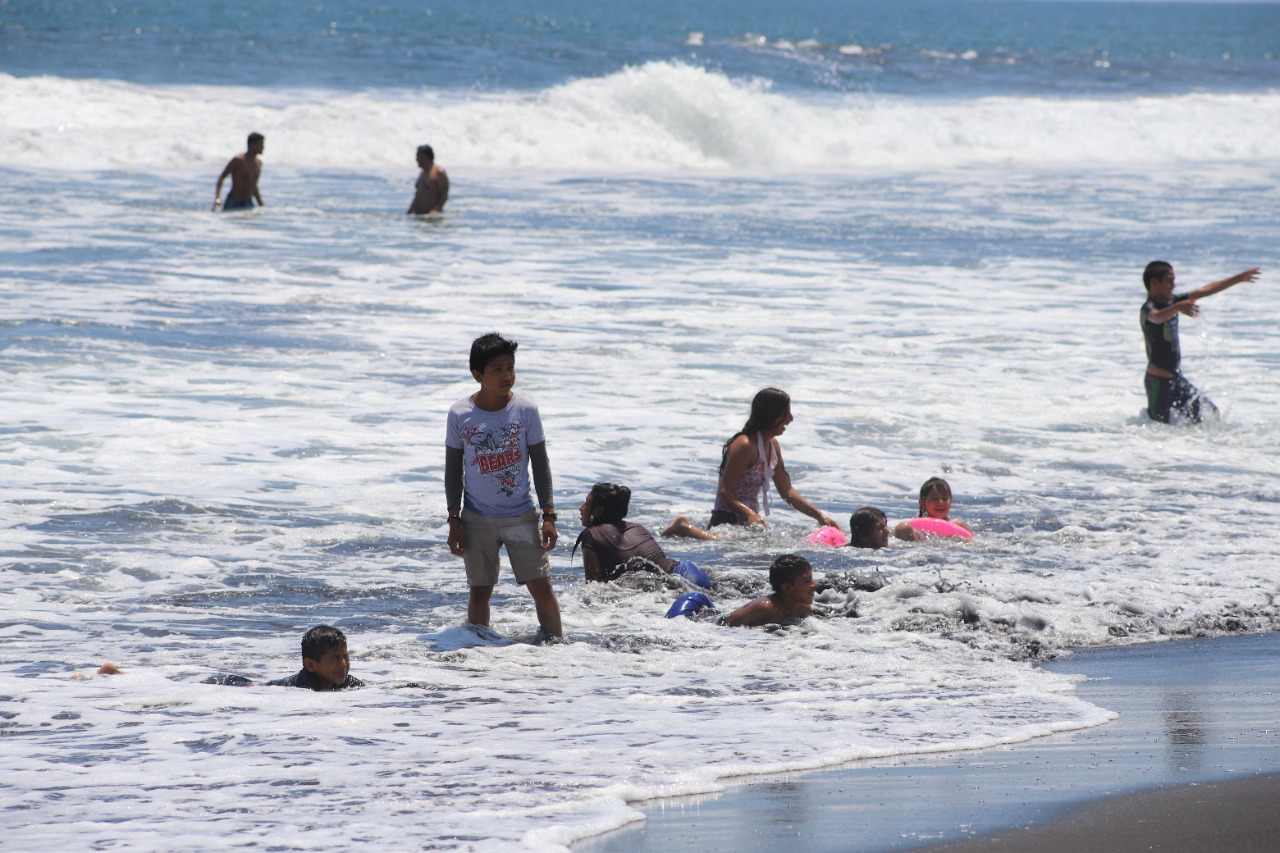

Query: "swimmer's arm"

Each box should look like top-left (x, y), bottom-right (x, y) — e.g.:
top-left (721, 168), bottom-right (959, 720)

top-left (771, 449), bottom-right (838, 529)
top-left (213, 159), bottom-right (235, 210)
top-left (445, 445), bottom-right (465, 557)
top-left (724, 596), bottom-right (775, 627)
top-left (1147, 300), bottom-right (1198, 324)
top-left (528, 441), bottom-right (557, 551)
top-left (717, 435), bottom-right (764, 525)
top-left (1189, 267), bottom-right (1260, 301)
top-left (581, 547), bottom-right (604, 582)
top-left (894, 521), bottom-right (922, 542)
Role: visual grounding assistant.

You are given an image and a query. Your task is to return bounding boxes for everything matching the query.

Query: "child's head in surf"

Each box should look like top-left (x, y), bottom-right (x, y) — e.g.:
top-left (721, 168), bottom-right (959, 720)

top-left (916, 477), bottom-right (953, 519)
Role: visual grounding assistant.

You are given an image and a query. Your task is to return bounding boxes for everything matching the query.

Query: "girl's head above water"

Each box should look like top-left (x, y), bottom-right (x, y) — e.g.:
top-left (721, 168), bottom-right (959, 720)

top-left (917, 477), bottom-right (953, 519)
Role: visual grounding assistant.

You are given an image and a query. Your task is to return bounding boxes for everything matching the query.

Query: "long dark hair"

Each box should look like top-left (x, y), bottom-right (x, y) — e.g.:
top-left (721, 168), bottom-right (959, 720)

top-left (719, 388), bottom-right (790, 474)
top-left (848, 507), bottom-right (887, 548)
top-left (571, 482), bottom-right (632, 560)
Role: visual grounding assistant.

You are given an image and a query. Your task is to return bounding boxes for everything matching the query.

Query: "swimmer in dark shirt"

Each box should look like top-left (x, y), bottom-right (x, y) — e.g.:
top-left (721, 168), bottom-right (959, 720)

top-left (575, 482), bottom-right (712, 588)
top-left (203, 625), bottom-right (365, 690)
top-left (79, 626), bottom-right (364, 690)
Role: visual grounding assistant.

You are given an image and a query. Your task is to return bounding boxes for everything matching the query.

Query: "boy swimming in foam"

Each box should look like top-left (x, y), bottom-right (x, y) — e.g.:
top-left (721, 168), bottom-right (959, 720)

top-left (266, 624), bottom-right (364, 690)
top-left (91, 625), bottom-right (365, 690)
top-left (723, 554), bottom-right (816, 627)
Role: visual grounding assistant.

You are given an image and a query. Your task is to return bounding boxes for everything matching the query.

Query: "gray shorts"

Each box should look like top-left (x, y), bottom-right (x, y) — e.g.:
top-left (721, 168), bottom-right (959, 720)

top-left (461, 508), bottom-right (551, 586)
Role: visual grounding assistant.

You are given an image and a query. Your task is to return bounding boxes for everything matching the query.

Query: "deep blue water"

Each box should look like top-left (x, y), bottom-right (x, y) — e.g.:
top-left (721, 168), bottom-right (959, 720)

top-left (4, 0), bottom-right (1278, 95)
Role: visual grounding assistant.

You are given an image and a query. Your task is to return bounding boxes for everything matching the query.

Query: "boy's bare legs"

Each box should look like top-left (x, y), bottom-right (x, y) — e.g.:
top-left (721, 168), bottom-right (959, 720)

top-left (524, 577), bottom-right (563, 638)
top-left (467, 584), bottom-right (494, 627)
top-left (661, 514), bottom-right (721, 541)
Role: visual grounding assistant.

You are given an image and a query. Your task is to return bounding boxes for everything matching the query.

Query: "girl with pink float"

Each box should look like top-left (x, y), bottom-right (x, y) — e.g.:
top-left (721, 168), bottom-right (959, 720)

top-left (894, 477), bottom-right (972, 541)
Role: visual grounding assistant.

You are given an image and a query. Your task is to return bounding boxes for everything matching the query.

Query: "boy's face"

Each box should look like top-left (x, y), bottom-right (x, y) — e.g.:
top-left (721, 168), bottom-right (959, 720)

top-left (1148, 270), bottom-right (1176, 303)
top-left (780, 567), bottom-right (816, 608)
top-left (248, 138), bottom-right (265, 156)
top-left (471, 355), bottom-right (516, 396)
top-left (303, 643), bottom-right (350, 688)
top-left (417, 151), bottom-right (433, 169)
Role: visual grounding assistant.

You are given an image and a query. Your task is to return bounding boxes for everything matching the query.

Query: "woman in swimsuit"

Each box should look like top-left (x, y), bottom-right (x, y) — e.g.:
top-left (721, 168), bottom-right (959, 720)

top-left (664, 388), bottom-right (839, 539)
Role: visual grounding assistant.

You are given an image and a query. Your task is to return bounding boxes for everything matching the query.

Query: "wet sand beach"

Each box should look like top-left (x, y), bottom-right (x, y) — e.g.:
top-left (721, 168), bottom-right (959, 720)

top-left (578, 632), bottom-right (1280, 853)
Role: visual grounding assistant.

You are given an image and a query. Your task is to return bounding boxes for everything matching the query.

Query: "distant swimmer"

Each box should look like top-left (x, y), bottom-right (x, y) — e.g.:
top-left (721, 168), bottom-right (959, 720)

top-left (574, 482), bottom-right (711, 587)
top-left (213, 132), bottom-right (265, 211)
top-left (847, 506), bottom-right (890, 549)
top-left (662, 388), bottom-right (840, 540)
top-left (894, 477), bottom-right (972, 541)
top-left (407, 143), bottom-right (449, 214)
top-left (723, 554), bottom-right (816, 627)
top-left (1140, 261), bottom-right (1262, 424)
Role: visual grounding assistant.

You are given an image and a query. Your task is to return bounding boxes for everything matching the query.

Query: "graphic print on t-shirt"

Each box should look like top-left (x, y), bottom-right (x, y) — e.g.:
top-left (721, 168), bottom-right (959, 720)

top-left (460, 422), bottom-right (524, 498)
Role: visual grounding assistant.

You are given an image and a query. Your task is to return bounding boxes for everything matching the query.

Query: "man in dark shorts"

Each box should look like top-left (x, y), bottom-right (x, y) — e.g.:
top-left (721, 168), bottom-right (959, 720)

top-left (1140, 261), bottom-right (1260, 424)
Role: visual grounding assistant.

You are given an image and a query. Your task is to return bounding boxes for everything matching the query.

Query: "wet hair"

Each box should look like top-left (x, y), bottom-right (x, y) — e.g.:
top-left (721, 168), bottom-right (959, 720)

top-left (587, 482), bottom-right (631, 524)
top-left (1143, 261), bottom-right (1173, 290)
top-left (417, 144), bottom-right (435, 161)
top-left (300, 625), bottom-right (347, 662)
top-left (848, 506), bottom-right (887, 548)
top-left (917, 477), bottom-right (952, 517)
top-left (247, 132), bottom-right (264, 146)
top-left (571, 482), bottom-right (633, 561)
top-left (768, 553), bottom-right (811, 593)
top-left (719, 388), bottom-right (791, 474)
top-left (469, 332), bottom-right (518, 374)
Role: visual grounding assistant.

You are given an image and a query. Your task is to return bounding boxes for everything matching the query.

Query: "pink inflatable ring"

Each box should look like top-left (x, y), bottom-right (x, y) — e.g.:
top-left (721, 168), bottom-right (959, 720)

top-left (907, 518), bottom-right (972, 539)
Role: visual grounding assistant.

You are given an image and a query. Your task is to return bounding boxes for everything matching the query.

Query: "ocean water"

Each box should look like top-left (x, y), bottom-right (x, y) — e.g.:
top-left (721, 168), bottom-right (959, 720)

top-left (2, 1), bottom-right (1279, 850)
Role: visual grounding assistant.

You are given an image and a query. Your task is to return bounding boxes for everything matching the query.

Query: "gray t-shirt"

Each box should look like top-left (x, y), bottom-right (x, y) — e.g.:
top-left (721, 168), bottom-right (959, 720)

top-left (445, 392), bottom-right (545, 517)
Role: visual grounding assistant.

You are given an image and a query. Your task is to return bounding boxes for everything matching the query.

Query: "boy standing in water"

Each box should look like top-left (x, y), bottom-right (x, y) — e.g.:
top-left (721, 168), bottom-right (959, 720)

top-left (213, 132), bottom-right (265, 211)
top-left (407, 144), bottom-right (449, 214)
top-left (1140, 261), bottom-right (1261, 424)
top-left (445, 333), bottom-right (562, 640)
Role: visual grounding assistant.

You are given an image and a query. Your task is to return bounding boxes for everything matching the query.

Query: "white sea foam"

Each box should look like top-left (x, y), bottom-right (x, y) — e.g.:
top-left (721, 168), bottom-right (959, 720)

top-left (4, 63), bottom-right (1280, 174)
top-left (3, 93), bottom-right (1280, 850)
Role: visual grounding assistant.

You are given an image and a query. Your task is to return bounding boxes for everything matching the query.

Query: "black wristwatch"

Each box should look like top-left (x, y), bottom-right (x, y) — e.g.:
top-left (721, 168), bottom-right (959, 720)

top-left (541, 511), bottom-right (558, 523)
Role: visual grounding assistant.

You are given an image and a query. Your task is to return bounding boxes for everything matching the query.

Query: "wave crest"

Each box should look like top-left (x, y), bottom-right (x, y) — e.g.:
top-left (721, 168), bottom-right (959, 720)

top-left (3, 63), bottom-right (1278, 173)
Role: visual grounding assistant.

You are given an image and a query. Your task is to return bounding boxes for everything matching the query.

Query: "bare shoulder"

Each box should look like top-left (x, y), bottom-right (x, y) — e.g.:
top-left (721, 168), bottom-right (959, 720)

top-left (726, 596), bottom-right (776, 627)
